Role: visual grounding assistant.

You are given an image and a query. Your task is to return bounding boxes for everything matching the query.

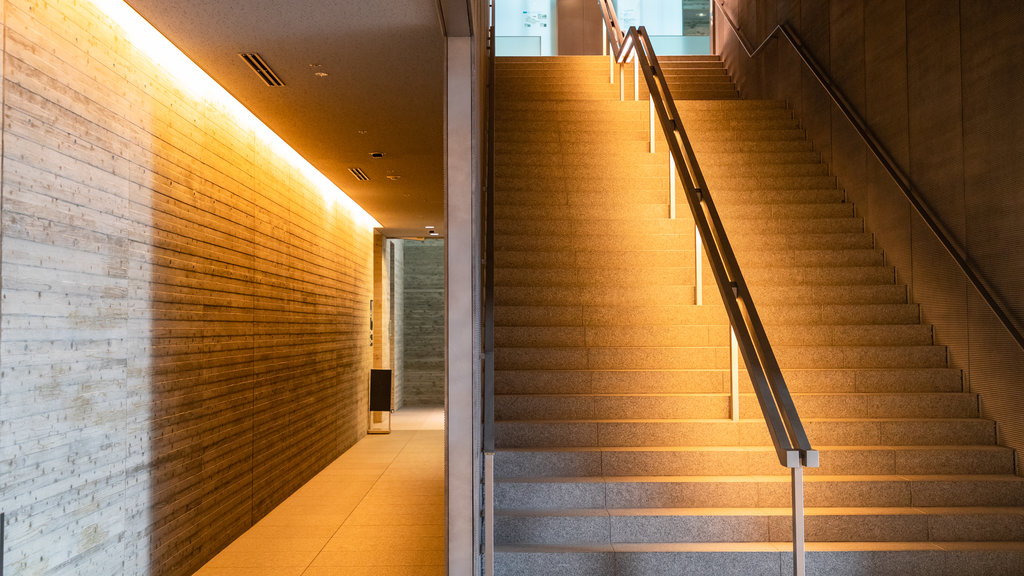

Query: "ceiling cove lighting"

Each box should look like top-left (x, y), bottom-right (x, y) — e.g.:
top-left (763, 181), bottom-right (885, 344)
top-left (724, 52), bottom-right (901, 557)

top-left (91, 0), bottom-right (380, 230)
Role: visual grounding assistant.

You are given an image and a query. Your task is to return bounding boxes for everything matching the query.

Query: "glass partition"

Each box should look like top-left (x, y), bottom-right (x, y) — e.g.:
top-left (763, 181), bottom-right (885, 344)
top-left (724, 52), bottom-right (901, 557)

top-left (614, 0), bottom-right (710, 55)
top-left (495, 0), bottom-right (557, 56)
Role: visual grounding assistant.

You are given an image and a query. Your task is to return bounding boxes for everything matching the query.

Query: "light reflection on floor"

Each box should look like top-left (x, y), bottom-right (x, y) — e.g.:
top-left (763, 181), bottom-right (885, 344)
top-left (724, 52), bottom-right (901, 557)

top-left (193, 406), bottom-right (445, 576)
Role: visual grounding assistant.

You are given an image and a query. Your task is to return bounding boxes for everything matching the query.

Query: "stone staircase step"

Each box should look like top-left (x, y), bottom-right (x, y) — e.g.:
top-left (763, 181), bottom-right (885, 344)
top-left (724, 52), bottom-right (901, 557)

top-left (495, 418), bottom-right (993, 449)
top-left (717, 202), bottom-right (854, 220)
top-left (495, 506), bottom-right (1024, 545)
top-left (494, 445), bottom-right (1014, 477)
top-left (493, 367), bottom-right (963, 396)
top-left (496, 343), bottom-right (946, 371)
top-left (494, 475), bottom-right (1024, 509)
top-left (494, 542), bottom-right (1024, 576)
top-left (494, 324), bottom-right (933, 348)
top-left (495, 392), bottom-right (975, 421)
top-left (730, 231), bottom-right (872, 250)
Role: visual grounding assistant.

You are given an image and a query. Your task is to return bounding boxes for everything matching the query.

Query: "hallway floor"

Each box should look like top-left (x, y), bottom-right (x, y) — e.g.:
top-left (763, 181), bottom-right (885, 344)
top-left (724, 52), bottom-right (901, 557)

top-left (193, 407), bottom-right (445, 576)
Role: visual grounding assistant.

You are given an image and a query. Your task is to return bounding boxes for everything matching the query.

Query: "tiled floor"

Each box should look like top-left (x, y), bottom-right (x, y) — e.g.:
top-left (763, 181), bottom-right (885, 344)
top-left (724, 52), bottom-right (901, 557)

top-left (194, 407), bottom-right (446, 576)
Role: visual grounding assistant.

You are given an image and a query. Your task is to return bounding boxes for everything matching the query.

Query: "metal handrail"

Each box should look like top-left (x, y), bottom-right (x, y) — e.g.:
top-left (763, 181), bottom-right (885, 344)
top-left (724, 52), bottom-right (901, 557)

top-left (598, 0), bottom-right (815, 475)
top-left (714, 0), bottom-right (1024, 353)
top-left (598, 2), bottom-right (816, 574)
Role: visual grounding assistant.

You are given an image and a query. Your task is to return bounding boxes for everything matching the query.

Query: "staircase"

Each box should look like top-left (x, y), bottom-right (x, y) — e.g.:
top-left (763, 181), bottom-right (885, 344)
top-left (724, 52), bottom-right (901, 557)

top-left (491, 55), bottom-right (1024, 575)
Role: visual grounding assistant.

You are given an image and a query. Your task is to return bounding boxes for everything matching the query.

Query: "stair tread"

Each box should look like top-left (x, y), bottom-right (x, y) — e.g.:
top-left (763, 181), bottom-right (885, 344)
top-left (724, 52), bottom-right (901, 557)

top-left (497, 444), bottom-right (1009, 453)
top-left (497, 506), bottom-right (1024, 516)
top-left (496, 417), bottom-right (987, 423)
top-left (496, 474), bottom-right (1023, 483)
top-left (497, 540), bottom-right (1024, 552)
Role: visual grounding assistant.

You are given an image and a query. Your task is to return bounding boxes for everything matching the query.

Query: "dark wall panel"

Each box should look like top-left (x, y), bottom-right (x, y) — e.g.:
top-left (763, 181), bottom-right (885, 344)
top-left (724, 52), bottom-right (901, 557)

top-left (905, 0), bottom-right (969, 379)
top-left (961, 1), bottom-right (1024, 328)
top-left (797, 0), bottom-right (831, 164)
top-left (827, 0), bottom-right (867, 210)
top-left (863, 0), bottom-right (912, 285)
top-left (717, 0), bottom-right (1024, 472)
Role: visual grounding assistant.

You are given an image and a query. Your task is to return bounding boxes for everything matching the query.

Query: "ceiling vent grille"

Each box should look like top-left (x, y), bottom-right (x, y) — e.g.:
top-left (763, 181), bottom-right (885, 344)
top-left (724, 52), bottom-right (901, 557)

top-left (239, 53), bottom-right (284, 86)
top-left (348, 167), bottom-right (370, 181)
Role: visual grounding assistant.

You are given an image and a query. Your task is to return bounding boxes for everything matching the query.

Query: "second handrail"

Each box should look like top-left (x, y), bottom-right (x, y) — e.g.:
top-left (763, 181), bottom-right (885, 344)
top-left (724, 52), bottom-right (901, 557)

top-left (715, 0), bottom-right (1024, 353)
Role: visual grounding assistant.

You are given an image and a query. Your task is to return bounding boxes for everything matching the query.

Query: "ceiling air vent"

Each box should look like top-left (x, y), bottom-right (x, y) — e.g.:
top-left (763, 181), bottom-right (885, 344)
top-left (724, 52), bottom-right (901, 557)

top-left (239, 53), bottom-right (284, 86)
top-left (348, 167), bottom-right (370, 181)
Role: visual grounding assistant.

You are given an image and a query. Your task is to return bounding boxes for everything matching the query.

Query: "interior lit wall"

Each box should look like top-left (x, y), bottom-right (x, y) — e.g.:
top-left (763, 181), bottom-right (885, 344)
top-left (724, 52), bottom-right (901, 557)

top-left (400, 239), bottom-right (445, 406)
top-left (715, 0), bottom-right (1024, 472)
top-left (0, 1), bottom-right (375, 574)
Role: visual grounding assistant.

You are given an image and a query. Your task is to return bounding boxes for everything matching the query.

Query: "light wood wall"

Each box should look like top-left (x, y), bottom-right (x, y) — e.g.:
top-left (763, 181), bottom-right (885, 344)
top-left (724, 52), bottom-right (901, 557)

top-left (0, 1), bottom-right (375, 574)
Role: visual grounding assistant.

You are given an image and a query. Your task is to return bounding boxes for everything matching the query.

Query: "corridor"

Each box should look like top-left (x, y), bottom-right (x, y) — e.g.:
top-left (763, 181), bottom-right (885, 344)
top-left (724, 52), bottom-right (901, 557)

top-left (193, 408), bottom-right (445, 575)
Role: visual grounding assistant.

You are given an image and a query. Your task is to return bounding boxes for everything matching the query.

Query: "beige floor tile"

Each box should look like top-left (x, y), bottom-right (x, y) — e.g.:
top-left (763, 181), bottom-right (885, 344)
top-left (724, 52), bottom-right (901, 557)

top-left (195, 567), bottom-right (306, 576)
top-left (193, 407), bottom-right (445, 576)
top-left (322, 525), bottom-right (445, 552)
top-left (308, 548), bottom-right (444, 567)
top-left (302, 566), bottom-right (444, 576)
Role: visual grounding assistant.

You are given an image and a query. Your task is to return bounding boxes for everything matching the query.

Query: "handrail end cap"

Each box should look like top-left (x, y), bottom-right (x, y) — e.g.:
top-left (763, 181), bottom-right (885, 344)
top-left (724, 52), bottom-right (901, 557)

top-left (804, 449), bottom-right (820, 468)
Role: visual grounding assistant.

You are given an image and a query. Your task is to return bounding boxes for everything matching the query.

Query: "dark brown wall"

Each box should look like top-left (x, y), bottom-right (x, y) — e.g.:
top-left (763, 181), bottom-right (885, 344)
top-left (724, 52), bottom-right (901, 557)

top-left (715, 0), bottom-right (1024, 471)
top-left (558, 0), bottom-right (606, 55)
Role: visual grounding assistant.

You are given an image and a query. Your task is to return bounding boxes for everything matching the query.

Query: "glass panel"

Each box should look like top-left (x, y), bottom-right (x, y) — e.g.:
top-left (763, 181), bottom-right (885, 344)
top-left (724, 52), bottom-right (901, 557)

top-left (613, 0), bottom-right (710, 55)
top-left (496, 36), bottom-right (543, 56)
top-left (495, 0), bottom-right (557, 56)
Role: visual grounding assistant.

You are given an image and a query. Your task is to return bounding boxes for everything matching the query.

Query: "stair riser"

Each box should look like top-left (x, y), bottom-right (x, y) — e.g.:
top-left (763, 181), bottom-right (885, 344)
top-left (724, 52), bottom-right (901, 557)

top-left (494, 477), bottom-right (1024, 509)
top-left (494, 549), bottom-right (1024, 576)
top-left (494, 303), bottom-right (922, 327)
top-left (494, 368), bottom-right (963, 396)
top-left (494, 447), bottom-right (1014, 477)
top-left (494, 268), bottom-right (694, 288)
top-left (496, 512), bottom-right (1024, 545)
top-left (495, 393), bottom-right (976, 421)
top-left (496, 419), bottom-right (993, 449)
top-left (495, 324), bottom-right (934, 347)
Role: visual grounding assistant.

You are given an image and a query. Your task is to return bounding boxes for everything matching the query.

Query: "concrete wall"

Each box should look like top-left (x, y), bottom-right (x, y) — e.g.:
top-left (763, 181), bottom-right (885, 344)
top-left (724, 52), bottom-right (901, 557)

top-left (400, 239), bottom-right (445, 406)
top-left (390, 238), bottom-right (406, 408)
top-left (715, 0), bottom-right (1024, 472)
top-left (0, 1), bottom-right (375, 574)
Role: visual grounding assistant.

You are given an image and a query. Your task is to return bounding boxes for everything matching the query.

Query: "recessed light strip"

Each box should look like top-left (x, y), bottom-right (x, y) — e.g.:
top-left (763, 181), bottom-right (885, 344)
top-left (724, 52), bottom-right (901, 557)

top-left (90, 0), bottom-right (380, 229)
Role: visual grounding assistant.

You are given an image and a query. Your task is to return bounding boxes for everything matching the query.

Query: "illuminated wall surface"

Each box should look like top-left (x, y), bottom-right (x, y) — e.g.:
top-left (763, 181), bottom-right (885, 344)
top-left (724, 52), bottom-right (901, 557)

top-left (0, 1), bottom-right (378, 574)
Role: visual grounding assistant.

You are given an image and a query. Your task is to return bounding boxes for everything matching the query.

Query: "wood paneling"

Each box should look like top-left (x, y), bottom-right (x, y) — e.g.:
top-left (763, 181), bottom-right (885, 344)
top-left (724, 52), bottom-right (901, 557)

top-left (0, 1), bottom-right (375, 574)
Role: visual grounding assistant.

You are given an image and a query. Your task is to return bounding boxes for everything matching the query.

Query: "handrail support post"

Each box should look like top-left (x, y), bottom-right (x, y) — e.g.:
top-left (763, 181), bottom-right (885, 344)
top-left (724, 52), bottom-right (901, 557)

top-left (633, 55), bottom-right (639, 101)
top-left (730, 326), bottom-right (738, 420)
top-left (649, 96), bottom-right (656, 153)
top-left (669, 152), bottom-right (676, 219)
top-left (792, 464), bottom-right (806, 576)
top-left (695, 226), bottom-right (702, 306)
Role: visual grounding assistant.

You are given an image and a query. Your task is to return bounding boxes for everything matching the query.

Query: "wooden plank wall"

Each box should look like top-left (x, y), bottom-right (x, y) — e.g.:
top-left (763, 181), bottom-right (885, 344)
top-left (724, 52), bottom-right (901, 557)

top-left (0, 1), bottom-right (375, 575)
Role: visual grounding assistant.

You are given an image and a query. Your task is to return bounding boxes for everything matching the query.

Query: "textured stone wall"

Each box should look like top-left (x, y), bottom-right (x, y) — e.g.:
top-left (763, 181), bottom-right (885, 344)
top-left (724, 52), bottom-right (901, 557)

top-left (716, 0), bottom-right (1024, 472)
top-left (0, 1), bottom-right (375, 574)
top-left (400, 239), bottom-right (445, 406)
top-left (390, 238), bottom-right (405, 408)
